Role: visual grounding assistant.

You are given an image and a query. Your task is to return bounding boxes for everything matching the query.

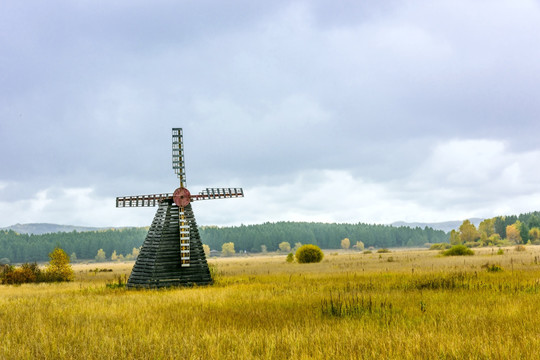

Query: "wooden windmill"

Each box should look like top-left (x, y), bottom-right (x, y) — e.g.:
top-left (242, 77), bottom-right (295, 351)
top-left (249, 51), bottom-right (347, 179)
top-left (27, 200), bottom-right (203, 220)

top-left (116, 128), bottom-right (244, 288)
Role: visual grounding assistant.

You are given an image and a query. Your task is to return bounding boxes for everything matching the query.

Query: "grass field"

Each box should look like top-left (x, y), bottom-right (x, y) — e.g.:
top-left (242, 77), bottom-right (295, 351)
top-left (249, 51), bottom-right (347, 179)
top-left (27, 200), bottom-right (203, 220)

top-left (2, 246), bottom-right (540, 359)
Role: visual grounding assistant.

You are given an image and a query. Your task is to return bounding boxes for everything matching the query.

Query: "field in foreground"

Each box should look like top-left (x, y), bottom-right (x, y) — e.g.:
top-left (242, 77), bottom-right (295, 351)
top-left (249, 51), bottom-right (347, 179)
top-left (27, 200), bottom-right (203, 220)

top-left (2, 247), bottom-right (540, 359)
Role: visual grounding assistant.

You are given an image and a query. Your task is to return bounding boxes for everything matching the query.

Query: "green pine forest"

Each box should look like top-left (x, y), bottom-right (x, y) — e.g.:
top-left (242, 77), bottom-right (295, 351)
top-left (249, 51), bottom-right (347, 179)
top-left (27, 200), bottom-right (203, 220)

top-left (1, 211), bottom-right (539, 263)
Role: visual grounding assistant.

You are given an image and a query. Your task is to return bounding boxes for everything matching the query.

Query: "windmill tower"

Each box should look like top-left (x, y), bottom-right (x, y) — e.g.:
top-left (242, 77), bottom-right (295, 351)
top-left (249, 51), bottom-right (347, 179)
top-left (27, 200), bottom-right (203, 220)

top-left (116, 128), bottom-right (244, 288)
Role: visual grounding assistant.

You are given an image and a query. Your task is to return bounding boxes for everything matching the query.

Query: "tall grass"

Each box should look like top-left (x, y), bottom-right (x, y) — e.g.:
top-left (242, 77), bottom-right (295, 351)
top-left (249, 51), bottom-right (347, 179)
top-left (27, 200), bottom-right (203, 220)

top-left (1, 247), bottom-right (540, 359)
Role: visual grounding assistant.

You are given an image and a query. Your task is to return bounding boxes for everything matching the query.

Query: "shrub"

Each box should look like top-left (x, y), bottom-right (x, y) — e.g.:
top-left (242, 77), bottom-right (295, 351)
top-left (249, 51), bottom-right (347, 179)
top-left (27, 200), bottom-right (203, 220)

top-left (442, 245), bottom-right (474, 256)
top-left (514, 245), bottom-right (526, 252)
top-left (1, 263), bottom-right (41, 285)
top-left (486, 264), bottom-right (503, 272)
top-left (497, 248), bottom-right (504, 255)
top-left (377, 248), bottom-right (390, 253)
top-left (363, 250), bottom-right (372, 254)
top-left (295, 245), bottom-right (324, 264)
top-left (286, 253), bottom-right (294, 263)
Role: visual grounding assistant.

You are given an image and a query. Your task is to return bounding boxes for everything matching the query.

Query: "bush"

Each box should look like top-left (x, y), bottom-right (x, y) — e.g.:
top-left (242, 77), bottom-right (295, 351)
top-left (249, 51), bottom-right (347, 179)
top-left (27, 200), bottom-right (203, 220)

top-left (1, 263), bottom-right (41, 285)
top-left (486, 264), bottom-right (503, 272)
top-left (286, 253), bottom-right (294, 263)
top-left (295, 245), bottom-right (324, 264)
top-left (377, 248), bottom-right (390, 253)
top-left (442, 245), bottom-right (474, 256)
top-left (497, 248), bottom-right (504, 255)
top-left (363, 250), bottom-right (372, 254)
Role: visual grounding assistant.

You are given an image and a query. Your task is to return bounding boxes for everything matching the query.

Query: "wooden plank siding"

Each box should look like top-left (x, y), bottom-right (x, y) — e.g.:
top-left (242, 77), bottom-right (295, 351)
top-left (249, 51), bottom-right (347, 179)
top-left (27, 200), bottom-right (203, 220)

top-left (127, 200), bottom-right (213, 288)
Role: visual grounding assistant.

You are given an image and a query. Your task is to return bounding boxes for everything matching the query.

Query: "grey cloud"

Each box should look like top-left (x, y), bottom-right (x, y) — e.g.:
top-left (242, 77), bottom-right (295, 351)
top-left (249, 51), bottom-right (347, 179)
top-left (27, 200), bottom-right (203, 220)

top-left (1, 1), bottom-right (539, 226)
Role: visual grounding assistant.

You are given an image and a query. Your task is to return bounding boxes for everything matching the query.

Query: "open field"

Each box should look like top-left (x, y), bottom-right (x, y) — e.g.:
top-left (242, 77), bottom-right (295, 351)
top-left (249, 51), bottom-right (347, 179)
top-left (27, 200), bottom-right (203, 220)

top-left (2, 246), bottom-right (540, 359)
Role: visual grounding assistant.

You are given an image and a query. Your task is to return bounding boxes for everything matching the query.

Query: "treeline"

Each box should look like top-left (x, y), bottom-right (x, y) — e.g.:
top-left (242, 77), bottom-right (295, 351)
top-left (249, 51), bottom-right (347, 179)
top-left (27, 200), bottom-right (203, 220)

top-left (450, 211), bottom-right (540, 247)
top-left (0, 228), bottom-right (147, 263)
top-left (199, 222), bottom-right (448, 252)
top-left (0, 222), bottom-right (447, 263)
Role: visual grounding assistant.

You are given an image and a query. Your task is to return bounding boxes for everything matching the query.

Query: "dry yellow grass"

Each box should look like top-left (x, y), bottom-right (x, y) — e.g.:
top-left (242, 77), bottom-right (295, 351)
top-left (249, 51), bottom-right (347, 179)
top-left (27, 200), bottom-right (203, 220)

top-left (1, 246), bottom-right (540, 359)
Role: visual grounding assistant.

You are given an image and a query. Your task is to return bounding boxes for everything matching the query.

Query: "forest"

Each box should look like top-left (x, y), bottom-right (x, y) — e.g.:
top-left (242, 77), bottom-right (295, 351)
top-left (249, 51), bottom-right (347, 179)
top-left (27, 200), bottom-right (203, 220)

top-left (2, 211), bottom-right (540, 263)
top-left (449, 211), bottom-right (540, 246)
top-left (0, 228), bottom-right (147, 263)
top-left (0, 221), bottom-right (447, 263)
top-left (199, 221), bottom-right (447, 252)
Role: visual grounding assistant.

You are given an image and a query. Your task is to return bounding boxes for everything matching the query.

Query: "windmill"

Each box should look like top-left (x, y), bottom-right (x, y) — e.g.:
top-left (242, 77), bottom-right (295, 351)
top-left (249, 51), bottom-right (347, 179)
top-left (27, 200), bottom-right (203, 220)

top-left (116, 128), bottom-right (244, 288)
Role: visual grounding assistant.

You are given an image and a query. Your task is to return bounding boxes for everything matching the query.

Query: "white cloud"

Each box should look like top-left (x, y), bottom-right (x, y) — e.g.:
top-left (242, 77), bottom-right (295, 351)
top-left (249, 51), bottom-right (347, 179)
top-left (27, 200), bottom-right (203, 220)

top-left (3, 137), bottom-right (540, 229)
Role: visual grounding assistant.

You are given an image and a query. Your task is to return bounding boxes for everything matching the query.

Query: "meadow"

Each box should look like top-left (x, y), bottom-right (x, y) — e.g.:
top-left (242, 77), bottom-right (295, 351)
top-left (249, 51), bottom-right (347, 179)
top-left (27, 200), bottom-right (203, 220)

top-left (2, 247), bottom-right (540, 359)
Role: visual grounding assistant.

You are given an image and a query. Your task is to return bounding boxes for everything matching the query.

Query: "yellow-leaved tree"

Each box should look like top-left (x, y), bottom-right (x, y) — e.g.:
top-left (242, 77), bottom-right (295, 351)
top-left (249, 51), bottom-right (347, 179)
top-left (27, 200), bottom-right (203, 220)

top-left (279, 242), bottom-right (291, 252)
top-left (529, 228), bottom-right (540, 243)
top-left (459, 220), bottom-right (480, 244)
top-left (202, 244), bottom-right (210, 257)
top-left (45, 247), bottom-right (74, 282)
top-left (478, 218), bottom-right (495, 238)
top-left (506, 224), bottom-right (522, 244)
top-left (341, 238), bottom-right (350, 250)
top-left (449, 229), bottom-right (461, 245)
top-left (221, 242), bottom-right (235, 257)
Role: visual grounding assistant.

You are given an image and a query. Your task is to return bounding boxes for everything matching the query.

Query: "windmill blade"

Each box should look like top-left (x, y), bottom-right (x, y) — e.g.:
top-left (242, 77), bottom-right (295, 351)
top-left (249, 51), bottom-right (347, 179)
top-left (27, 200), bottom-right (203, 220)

top-left (172, 128), bottom-right (186, 187)
top-left (191, 188), bottom-right (244, 201)
top-left (116, 194), bottom-right (173, 207)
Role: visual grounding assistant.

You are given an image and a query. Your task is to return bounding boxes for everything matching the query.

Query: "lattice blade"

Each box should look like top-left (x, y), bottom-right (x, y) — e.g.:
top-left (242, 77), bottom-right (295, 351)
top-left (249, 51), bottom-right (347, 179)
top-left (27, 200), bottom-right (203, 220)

top-left (172, 128), bottom-right (186, 187)
top-left (179, 207), bottom-right (190, 267)
top-left (116, 194), bottom-right (173, 207)
top-left (191, 188), bottom-right (244, 201)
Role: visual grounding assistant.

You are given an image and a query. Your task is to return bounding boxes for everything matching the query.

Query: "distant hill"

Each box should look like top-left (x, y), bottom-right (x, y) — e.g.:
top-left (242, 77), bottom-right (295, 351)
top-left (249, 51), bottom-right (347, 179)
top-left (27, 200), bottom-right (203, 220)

top-left (391, 218), bottom-right (484, 233)
top-left (1, 223), bottom-right (107, 235)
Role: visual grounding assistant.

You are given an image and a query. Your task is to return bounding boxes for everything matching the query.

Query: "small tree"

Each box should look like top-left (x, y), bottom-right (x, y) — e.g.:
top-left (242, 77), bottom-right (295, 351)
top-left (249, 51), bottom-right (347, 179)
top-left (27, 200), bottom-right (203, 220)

top-left (295, 244), bottom-right (324, 264)
top-left (279, 242), bottom-right (291, 252)
top-left (449, 229), bottom-right (461, 245)
top-left (292, 242), bottom-right (302, 252)
top-left (95, 249), bottom-right (106, 262)
top-left (529, 227), bottom-right (540, 243)
top-left (70, 252), bottom-right (77, 262)
top-left (261, 244), bottom-right (267, 253)
top-left (222, 242), bottom-right (235, 257)
top-left (506, 224), bottom-right (522, 244)
top-left (286, 253), bottom-right (294, 263)
top-left (202, 244), bottom-right (210, 257)
top-left (111, 250), bottom-right (118, 261)
top-left (125, 247), bottom-right (141, 261)
top-left (341, 238), bottom-right (350, 250)
top-left (353, 241), bottom-right (365, 251)
top-left (45, 247), bottom-right (74, 282)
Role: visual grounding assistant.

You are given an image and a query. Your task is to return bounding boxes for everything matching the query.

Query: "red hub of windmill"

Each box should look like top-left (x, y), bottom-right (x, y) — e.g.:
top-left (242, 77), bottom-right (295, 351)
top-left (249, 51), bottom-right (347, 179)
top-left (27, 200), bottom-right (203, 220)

top-left (173, 187), bottom-right (191, 207)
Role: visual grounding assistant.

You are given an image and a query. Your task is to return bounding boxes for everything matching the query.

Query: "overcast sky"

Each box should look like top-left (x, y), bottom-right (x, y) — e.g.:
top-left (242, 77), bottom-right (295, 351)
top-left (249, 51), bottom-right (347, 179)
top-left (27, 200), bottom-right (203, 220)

top-left (1, 0), bottom-right (540, 228)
